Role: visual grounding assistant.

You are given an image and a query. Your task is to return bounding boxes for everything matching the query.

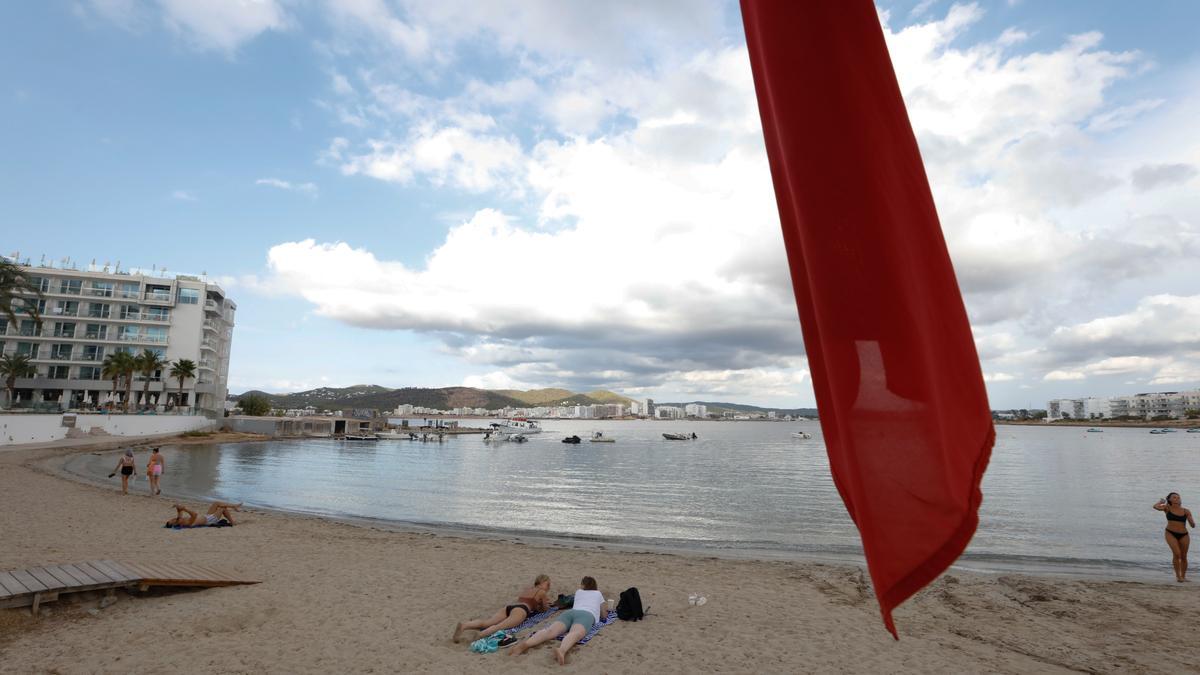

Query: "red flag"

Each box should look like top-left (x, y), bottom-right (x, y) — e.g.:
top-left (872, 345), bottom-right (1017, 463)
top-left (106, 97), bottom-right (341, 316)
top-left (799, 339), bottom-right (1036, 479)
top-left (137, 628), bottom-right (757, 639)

top-left (740, 1), bottom-right (994, 637)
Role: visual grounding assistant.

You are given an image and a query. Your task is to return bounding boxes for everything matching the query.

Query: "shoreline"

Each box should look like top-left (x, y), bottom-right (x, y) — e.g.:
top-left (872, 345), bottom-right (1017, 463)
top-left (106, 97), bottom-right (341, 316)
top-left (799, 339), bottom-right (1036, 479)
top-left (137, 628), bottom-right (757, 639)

top-left (997, 419), bottom-right (1200, 428)
top-left (3, 433), bottom-right (1198, 672)
top-left (50, 440), bottom-right (1171, 583)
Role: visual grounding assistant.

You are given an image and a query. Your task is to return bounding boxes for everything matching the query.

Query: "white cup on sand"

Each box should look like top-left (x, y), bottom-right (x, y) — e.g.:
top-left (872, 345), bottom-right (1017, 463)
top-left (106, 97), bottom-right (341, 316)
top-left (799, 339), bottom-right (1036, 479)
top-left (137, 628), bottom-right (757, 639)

top-left (606, 598), bottom-right (615, 612)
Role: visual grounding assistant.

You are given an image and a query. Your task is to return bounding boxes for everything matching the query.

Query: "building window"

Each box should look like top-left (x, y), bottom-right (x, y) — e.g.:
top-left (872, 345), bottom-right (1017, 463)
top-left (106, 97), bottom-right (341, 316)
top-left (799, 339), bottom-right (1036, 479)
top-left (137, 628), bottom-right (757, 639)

top-left (19, 320), bottom-right (40, 337)
top-left (178, 288), bottom-right (200, 305)
top-left (117, 325), bottom-right (140, 342)
top-left (0, 319), bottom-right (7, 335)
top-left (18, 298), bottom-right (46, 315)
top-left (50, 344), bottom-right (73, 360)
top-left (47, 365), bottom-right (70, 379)
top-left (78, 366), bottom-right (102, 380)
top-left (81, 345), bottom-right (104, 361)
top-left (118, 282), bottom-right (140, 299)
top-left (16, 342), bottom-right (39, 358)
top-left (144, 326), bottom-right (167, 343)
top-left (84, 324), bottom-right (108, 340)
top-left (57, 279), bottom-right (82, 295)
top-left (53, 300), bottom-right (78, 317)
top-left (53, 322), bottom-right (76, 338)
top-left (87, 302), bottom-right (110, 318)
top-left (146, 307), bottom-right (170, 322)
top-left (89, 281), bottom-right (114, 297)
top-left (28, 277), bottom-right (50, 292)
top-left (119, 305), bottom-right (140, 320)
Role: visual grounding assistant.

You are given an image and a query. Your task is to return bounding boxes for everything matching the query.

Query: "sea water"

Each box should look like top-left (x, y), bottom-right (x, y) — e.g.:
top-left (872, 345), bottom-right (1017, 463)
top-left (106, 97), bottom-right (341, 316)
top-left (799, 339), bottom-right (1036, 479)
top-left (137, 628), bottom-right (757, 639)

top-left (63, 422), bottom-right (1200, 578)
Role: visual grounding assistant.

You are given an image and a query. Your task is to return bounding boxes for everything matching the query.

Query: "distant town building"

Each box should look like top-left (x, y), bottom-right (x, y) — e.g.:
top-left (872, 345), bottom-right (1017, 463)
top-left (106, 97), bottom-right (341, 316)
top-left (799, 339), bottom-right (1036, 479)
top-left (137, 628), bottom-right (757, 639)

top-left (1, 258), bottom-right (234, 416)
top-left (684, 403), bottom-right (708, 418)
top-left (1048, 390), bottom-right (1200, 421)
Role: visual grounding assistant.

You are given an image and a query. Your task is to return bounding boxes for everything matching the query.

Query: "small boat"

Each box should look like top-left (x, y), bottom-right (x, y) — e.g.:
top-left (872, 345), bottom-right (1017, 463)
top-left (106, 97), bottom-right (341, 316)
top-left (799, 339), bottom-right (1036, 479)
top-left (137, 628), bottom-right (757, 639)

top-left (792, 431), bottom-right (812, 439)
top-left (1086, 428), bottom-right (1103, 433)
top-left (491, 418), bottom-right (543, 434)
top-left (1160, 429), bottom-right (1177, 433)
top-left (562, 435), bottom-right (582, 444)
top-left (589, 431), bottom-right (615, 443)
top-left (663, 433), bottom-right (696, 440)
top-left (509, 434), bottom-right (528, 443)
top-left (1150, 430), bottom-right (1166, 434)
top-left (1187, 429), bottom-right (1200, 433)
top-left (376, 430), bottom-right (413, 439)
top-left (343, 434), bottom-right (379, 441)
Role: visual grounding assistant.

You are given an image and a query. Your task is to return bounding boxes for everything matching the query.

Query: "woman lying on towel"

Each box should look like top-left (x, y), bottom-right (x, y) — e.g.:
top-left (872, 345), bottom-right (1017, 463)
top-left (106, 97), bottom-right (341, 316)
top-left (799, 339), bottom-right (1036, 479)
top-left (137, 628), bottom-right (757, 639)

top-left (510, 575), bottom-right (604, 665)
top-left (453, 574), bottom-right (552, 643)
top-left (164, 502), bottom-right (242, 528)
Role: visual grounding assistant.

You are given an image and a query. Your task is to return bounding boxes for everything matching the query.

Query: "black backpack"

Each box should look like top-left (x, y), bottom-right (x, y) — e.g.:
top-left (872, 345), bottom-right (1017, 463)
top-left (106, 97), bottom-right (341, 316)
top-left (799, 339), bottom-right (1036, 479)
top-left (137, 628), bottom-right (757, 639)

top-left (616, 587), bottom-right (645, 621)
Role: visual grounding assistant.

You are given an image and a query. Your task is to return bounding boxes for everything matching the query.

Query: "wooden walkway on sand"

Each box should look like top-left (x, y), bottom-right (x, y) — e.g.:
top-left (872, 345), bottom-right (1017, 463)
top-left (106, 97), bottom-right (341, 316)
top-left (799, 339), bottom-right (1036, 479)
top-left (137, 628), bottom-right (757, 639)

top-left (0, 560), bottom-right (259, 613)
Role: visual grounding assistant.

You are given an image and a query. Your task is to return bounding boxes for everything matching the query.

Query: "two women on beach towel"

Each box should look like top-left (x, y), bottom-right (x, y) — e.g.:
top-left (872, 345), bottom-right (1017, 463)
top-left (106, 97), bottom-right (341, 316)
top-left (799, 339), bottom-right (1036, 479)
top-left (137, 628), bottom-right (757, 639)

top-left (453, 574), bottom-right (552, 643)
top-left (510, 576), bottom-right (605, 666)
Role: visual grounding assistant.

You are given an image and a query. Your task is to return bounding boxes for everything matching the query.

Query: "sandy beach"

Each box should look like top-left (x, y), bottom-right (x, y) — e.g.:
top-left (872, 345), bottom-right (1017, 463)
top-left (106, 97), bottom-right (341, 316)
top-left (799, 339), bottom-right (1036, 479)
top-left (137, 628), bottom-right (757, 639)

top-left (1, 436), bottom-right (1197, 673)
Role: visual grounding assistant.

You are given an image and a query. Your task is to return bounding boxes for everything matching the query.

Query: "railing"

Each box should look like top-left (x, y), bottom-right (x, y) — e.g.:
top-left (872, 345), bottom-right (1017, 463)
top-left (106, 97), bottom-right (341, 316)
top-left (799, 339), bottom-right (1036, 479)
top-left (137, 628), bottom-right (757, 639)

top-left (83, 331), bottom-right (107, 339)
top-left (51, 330), bottom-right (75, 338)
top-left (204, 299), bottom-right (218, 311)
top-left (50, 308), bottom-right (78, 317)
top-left (117, 290), bottom-right (140, 299)
top-left (79, 353), bottom-right (103, 361)
top-left (18, 328), bottom-right (41, 336)
top-left (203, 321), bottom-right (218, 331)
top-left (88, 287), bottom-right (114, 297)
top-left (117, 334), bottom-right (168, 344)
top-left (49, 353), bottom-right (73, 360)
top-left (57, 286), bottom-right (82, 295)
top-left (86, 311), bottom-right (110, 319)
top-left (144, 291), bottom-right (172, 301)
top-left (142, 314), bottom-right (170, 322)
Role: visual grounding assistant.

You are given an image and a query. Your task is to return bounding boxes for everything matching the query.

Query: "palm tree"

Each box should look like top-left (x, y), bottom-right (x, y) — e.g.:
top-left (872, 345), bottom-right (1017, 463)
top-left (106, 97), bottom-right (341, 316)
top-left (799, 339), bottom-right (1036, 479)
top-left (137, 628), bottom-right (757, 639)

top-left (0, 353), bottom-right (37, 408)
top-left (0, 258), bottom-right (42, 329)
top-left (102, 351), bottom-right (136, 412)
top-left (135, 349), bottom-right (168, 410)
top-left (168, 359), bottom-right (197, 410)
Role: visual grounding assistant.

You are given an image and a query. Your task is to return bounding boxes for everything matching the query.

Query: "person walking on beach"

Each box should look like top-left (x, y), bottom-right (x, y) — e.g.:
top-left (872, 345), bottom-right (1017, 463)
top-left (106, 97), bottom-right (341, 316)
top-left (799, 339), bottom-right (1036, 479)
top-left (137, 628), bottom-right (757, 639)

top-left (510, 575), bottom-right (605, 665)
top-left (1154, 492), bottom-right (1195, 582)
top-left (146, 447), bottom-right (165, 496)
top-left (110, 449), bottom-right (137, 495)
top-left (453, 574), bottom-right (552, 643)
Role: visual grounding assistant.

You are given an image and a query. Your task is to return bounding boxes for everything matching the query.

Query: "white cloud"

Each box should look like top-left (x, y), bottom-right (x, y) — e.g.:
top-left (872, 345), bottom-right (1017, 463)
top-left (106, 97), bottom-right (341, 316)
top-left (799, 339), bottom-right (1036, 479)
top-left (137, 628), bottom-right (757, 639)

top-left (984, 372), bottom-right (1016, 382)
top-left (158, 0), bottom-right (290, 54)
top-left (1131, 163), bottom-right (1199, 191)
top-left (83, 0), bottom-right (290, 54)
top-left (333, 125), bottom-right (526, 193)
top-left (1045, 370), bottom-right (1086, 381)
top-left (170, 189), bottom-right (197, 201)
top-left (256, 177), bottom-right (318, 194)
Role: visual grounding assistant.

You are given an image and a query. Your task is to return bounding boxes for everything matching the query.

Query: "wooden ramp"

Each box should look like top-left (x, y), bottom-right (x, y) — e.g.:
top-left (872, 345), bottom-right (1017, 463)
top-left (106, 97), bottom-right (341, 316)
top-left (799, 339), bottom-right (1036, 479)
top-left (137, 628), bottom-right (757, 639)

top-left (0, 560), bottom-right (259, 613)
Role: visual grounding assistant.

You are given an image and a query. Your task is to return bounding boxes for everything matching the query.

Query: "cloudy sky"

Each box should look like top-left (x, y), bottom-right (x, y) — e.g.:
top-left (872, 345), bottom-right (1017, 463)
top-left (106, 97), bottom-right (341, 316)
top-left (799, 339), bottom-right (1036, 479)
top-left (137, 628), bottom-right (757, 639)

top-left (2, 1), bottom-right (1197, 408)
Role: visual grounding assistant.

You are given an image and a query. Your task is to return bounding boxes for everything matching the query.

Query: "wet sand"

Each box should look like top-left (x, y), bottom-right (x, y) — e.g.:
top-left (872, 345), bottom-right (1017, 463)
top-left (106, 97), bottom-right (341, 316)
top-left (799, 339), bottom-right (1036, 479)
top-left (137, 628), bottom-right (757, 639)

top-left (1, 434), bottom-right (1198, 673)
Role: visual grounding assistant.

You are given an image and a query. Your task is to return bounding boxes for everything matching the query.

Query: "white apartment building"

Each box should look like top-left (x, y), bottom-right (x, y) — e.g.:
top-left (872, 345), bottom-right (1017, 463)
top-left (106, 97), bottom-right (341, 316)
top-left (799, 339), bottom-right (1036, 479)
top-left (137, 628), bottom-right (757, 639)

top-left (1048, 391), bottom-right (1200, 421)
top-left (1, 261), bottom-right (235, 417)
top-left (684, 403), bottom-right (708, 418)
top-left (655, 405), bottom-right (684, 419)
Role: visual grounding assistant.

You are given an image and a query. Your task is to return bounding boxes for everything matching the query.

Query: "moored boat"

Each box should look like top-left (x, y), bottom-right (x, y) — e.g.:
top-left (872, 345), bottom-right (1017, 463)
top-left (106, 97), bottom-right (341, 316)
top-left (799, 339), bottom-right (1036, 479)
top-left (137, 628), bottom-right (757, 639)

top-left (589, 431), bottom-right (615, 443)
top-left (1086, 428), bottom-right (1103, 433)
top-left (792, 431), bottom-right (812, 439)
top-left (491, 418), bottom-right (543, 435)
top-left (343, 434), bottom-right (379, 441)
top-left (562, 435), bottom-right (582, 444)
top-left (663, 433), bottom-right (696, 440)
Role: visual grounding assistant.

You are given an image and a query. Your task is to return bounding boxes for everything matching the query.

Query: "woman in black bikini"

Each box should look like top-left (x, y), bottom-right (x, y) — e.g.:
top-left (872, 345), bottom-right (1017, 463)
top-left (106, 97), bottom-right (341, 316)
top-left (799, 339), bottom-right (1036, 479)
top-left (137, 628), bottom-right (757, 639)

top-left (111, 449), bottom-right (137, 495)
top-left (452, 574), bottom-right (551, 643)
top-left (1154, 492), bottom-right (1195, 582)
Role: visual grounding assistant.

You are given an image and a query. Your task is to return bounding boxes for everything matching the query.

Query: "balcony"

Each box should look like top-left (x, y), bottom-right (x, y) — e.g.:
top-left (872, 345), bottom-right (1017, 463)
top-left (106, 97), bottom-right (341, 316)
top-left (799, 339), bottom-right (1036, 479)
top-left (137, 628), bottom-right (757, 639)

top-left (79, 353), bottom-right (103, 361)
top-left (144, 291), bottom-right (172, 303)
top-left (117, 333), bottom-right (168, 344)
top-left (203, 321), bottom-right (219, 332)
top-left (204, 299), bottom-right (220, 312)
top-left (116, 290), bottom-right (140, 299)
top-left (87, 288), bottom-right (115, 297)
top-left (83, 331), bottom-right (108, 340)
top-left (49, 352), bottom-right (73, 361)
top-left (18, 328), bottom-right (41, 337)
top-left (49, 308), bottom-right (78, 317)
top-left (51, 330), bottom-right (76, 339)
top-left (200, 340), bottom-right (218, 351)
top-left (142, 314), bottom-right (170, 322)
top-left (85, 311), bottom-right (111, 319)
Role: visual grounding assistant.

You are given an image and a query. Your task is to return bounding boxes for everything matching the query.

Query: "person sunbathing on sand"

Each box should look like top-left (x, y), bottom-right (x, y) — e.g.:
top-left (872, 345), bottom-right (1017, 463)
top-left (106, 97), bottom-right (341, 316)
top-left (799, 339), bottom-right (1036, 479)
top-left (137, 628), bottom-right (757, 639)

top-left (165, 501), bottom-right (242, 528)
top-left (453, 574), bottom-right (552, 643)
top-left (510, 575), bottom-right (605, 666)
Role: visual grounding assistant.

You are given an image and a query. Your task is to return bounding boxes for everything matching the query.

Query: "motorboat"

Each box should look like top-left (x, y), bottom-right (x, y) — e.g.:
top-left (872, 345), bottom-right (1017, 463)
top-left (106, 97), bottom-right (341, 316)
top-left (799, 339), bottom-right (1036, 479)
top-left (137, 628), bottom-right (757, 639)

top-left (1085, 428), bottom-right (1103, 433)
top-left (343, 434), bottom-right (379, 441)
top-left (589, 431), bottom-right (615, 443)
top-left (663, 433), bottom-right (696, 440)
top-left (491, 418), bottom-right (543, 435)
top-left (562, 435), bottom-right (582, 444)
top-left (1150, 430), bottom-right (1167, 434)
top-left (792, 431), bottom-right (812, 439)
top-left (376, 430), bottom-right (414, 439)
top-left (1188, 429), bottom-right (1200, 433)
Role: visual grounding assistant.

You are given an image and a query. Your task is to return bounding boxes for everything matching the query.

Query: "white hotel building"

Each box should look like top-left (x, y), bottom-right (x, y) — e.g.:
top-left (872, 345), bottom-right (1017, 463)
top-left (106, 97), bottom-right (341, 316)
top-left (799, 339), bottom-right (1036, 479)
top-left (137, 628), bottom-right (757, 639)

top-left (1047, 390), bottom-right (1200, 421)
top-left (1, 262), bottom-right (235, 417)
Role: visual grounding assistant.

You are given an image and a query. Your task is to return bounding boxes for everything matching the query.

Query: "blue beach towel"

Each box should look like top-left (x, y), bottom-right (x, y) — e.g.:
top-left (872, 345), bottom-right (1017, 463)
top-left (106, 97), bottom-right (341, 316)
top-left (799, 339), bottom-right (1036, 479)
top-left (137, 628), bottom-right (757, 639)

top-left (513, 606), bottom-right (559, 633)
top-left (470, 630), bottom-right (507, 653)
top-left (555, 610), bottom-right (617, 646)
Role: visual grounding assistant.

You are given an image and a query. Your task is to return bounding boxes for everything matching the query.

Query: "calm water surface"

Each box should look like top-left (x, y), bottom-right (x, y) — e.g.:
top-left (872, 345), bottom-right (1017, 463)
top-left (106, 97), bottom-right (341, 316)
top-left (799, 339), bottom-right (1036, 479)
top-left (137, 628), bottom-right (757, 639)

top-left (66, 422), bottom-right (1200, 577)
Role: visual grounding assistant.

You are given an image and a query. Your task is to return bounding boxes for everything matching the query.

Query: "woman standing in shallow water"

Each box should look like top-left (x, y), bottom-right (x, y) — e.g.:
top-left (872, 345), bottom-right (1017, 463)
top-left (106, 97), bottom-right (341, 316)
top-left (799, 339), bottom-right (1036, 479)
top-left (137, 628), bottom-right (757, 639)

top-left (1154, 492), bottom-right (1195, 582)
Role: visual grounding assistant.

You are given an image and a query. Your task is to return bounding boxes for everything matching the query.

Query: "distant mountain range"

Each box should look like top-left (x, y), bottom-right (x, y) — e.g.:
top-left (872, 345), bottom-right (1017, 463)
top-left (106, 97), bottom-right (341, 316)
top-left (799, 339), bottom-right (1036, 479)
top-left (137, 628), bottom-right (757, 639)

top-left (230, 385), bottom-right (636, 412)
top-left (228, 386), bottom-right (818, 417)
